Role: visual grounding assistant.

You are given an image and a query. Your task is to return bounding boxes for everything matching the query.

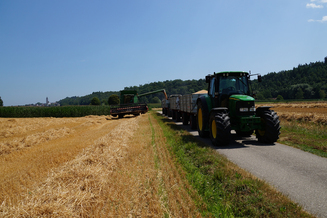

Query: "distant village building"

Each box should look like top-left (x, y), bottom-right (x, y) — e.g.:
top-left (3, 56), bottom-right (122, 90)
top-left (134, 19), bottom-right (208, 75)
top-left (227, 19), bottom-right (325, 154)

top-left (46, 97), bottom-right (49, 105)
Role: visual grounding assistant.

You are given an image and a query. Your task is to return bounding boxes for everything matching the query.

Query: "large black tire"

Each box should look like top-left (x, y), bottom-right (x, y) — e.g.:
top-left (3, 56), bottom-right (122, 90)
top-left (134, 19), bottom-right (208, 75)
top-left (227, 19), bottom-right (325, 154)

top-left (182, 113), bottom-right (189, 125)
top-left (168, 109), bottom-right (172, 117)
top-left (190, 114), bottom-right (197, 130)
top-left (176, 111), bottom-right (181, 122)
top-left (209, 112), bottom-right (231, 146)
top-left (197, 102), bottom-right (209, 137)
top-left (255, 110), bottom-right (281, 143)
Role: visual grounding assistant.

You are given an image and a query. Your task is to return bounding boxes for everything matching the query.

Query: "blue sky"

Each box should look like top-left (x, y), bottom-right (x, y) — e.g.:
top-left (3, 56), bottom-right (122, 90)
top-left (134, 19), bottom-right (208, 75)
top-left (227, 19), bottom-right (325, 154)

top-left (1, 0), bottom-right (326, 106)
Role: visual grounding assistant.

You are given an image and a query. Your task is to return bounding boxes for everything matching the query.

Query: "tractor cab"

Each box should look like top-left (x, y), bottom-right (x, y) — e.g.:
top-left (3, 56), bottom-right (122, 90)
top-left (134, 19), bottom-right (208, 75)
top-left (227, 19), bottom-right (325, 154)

top-left (206, 72), bottom-right (252, 108)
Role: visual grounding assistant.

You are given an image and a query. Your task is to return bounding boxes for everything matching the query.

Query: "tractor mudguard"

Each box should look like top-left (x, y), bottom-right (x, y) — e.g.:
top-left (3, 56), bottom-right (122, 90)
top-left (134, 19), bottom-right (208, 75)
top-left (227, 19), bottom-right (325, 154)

top-left (210, 107), bottom-right (228, 116)
top-left (256, 106), bottom-right (272, 113)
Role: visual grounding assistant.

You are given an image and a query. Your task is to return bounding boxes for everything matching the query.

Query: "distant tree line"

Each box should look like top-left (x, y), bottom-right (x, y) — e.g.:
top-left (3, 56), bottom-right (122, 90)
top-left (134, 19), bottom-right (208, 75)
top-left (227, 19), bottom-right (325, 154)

top-left (58, 59), bottom-right (327, 105)
top-left (251, 61), bottom-right (327, 100)
top-left (58, 91), bottom-right (119, 106)
top-left (58, 80), bottom-right (207, 105)
top-left (123, 79), bottom-right (207, 103)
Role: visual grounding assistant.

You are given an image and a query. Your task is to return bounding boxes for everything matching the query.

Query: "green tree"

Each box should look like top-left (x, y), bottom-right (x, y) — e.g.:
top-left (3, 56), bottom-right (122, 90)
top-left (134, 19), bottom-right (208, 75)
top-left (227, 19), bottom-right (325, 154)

top-left (0, 97), bottom-right (3, 106)
top-left (256, 93), bottom-right (265, 100)
top-left (276, 95), bottom-right (284, 101)
top-left (262, 90), bottom-right (272, 99)
top-left (151, 97), bottom-right (160, 103)
top-left (295, 88), bottom-right (304, 99)
top-left (139, 96), bottom-right (149, 103)
top-left (319, 90), bottom-right (326, 99)
top-left (108, 94), bottom-right (120, 105)
top-left (90, 97), bottom-right (101, 105)
top-left (101, 99), bottom-right (108, 105)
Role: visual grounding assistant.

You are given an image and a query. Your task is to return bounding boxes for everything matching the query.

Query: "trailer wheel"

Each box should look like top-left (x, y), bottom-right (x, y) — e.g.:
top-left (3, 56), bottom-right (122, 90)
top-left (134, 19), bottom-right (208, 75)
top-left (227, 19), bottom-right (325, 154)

top-left (209, 112), bottom-right (231, 146)
top-left (172, 110), bottom-right (176, 120)
top-left (182, 113), bottom-right (189, 125)
top-left (168, 109), bottom-right (171, 117)
top-left (255, 110), bottom-right (281, 143)
top-left (197, 102), bottom-right (208, 137)
top-left (190, 115), bottom-right (197, 130)
top-left (176, 111), bottom-right (181, 122)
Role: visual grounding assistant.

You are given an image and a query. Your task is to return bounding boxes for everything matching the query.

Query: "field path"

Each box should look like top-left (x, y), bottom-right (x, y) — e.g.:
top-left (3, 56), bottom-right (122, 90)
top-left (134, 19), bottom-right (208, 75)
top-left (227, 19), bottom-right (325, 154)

top-left (165, 113), bottom-right (327, 218)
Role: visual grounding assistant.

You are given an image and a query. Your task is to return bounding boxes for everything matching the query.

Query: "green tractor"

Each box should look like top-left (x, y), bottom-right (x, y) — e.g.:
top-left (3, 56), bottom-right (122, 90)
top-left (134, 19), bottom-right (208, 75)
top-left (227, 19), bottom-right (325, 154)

top-left (197, 71), bottom-right (280, 146)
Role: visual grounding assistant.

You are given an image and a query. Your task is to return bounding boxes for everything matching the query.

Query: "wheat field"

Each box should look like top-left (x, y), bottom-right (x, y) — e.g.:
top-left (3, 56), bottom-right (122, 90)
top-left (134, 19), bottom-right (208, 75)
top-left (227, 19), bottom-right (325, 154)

top-left (259, 102), bottom-right (327, 125)
top-left (0, 114), bottom-right (200, 217)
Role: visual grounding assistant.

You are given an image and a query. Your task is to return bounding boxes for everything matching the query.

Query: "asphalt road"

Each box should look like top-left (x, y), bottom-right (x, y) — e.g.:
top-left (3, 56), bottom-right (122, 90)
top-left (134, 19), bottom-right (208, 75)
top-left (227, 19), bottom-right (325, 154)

top-left (159, 112), bottom-right (327, 218)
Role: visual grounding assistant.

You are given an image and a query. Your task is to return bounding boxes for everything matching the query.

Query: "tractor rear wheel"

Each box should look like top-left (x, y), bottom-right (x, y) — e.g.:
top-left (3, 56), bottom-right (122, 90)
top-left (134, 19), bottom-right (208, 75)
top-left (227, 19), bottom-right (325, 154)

top-left (209, 112), bottom-right (231, 146)
top-left (255, 110), bottom-right (281, 143)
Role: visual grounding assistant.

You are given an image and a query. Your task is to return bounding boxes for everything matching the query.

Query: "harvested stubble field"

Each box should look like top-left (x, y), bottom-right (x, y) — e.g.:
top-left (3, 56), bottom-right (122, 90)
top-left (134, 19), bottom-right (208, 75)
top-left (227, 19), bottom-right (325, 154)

top-left (258, 102), bottom-right (327, 125)
top-left (0, 114), bottom-right (200, 217)
top-left (258, 101), bottom-right (327, 156)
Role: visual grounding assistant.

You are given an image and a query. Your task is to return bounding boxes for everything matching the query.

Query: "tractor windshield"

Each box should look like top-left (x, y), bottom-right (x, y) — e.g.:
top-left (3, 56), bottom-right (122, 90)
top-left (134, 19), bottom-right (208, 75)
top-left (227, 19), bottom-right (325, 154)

top-left (218, 75), bottom-right (250, 96)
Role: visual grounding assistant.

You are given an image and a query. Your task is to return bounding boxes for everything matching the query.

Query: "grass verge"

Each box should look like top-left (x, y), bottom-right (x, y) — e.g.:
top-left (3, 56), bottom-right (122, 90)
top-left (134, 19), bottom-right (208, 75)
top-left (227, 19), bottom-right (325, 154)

top-left (151, 111), bottom-right (314, 218)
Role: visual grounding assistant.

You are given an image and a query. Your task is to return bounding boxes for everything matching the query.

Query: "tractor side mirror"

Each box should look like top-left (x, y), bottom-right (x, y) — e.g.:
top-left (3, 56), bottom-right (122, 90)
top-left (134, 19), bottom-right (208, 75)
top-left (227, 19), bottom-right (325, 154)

top-left (258, 75), bottom-right (262, 83)
top-left (205, 75), bottom-right (211, 83)
top-left (252, 92), bottom-right (257, 98)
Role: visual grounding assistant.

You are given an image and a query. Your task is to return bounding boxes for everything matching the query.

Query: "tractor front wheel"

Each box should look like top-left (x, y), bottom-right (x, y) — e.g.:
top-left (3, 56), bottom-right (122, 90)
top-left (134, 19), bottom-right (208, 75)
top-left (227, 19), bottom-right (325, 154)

top-left (209, 112), bottom-right (231, 146)
top-left (255, 110), bottom-right (281, 143)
